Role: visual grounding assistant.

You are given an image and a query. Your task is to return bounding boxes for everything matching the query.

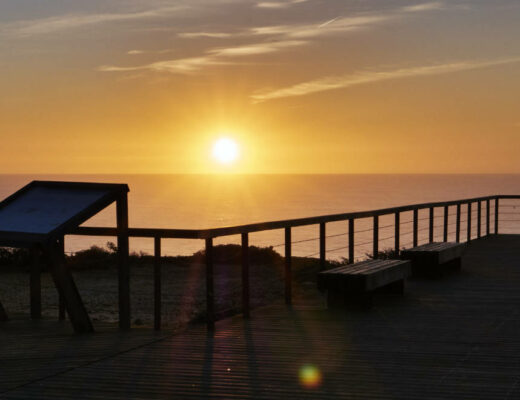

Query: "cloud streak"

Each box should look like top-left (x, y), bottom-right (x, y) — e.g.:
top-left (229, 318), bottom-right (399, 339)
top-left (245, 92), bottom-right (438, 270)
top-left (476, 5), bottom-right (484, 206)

top-left (251, 57), bottom-right (520, 102)
top-left (2, 6), bottom-right (183, 37)
top-left (100, 40), bottom-right (306, 74)
top-left (256, 0), bottom-right (308, 9)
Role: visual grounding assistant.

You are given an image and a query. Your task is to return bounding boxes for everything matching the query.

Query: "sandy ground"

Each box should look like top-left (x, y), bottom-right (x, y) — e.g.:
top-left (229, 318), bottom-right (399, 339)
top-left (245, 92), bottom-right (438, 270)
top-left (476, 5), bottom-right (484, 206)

top-left (0, 261), bottom-right (323, 329)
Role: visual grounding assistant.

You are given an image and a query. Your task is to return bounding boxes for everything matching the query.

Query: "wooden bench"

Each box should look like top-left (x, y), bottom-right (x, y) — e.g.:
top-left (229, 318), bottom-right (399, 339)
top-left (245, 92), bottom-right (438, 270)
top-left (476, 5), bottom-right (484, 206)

top-left (317, 259), bottom-right (411, 309)
top-left (400, 242), bottom-right (466, 277)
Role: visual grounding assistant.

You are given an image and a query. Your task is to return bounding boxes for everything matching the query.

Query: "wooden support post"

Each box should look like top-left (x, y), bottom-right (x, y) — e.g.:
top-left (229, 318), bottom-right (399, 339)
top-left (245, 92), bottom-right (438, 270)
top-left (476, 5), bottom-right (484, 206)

top-left (373, 215), bottom-right (379, 259)
top-left (456, 204), bottom-right (461, 243)
top-left (394, 212), bottom-right (400, 255)
top-left (348, 219), bottom-right (355, 264)
top-left (117, 195), bottom-right (130, 330)
top-left (284, 228), bottom-right (292, 305)
top-left (429, 207), bottom-right (434, 243)
top-left (495, 198), bottom-right (499, 234)
top-left (413, 209), bottom-right (418, 247)
top-left (30, 246), bottom-right (42, 320)
top-left (154, 237), bottom-right (161, 331)
top-left (58, 237), bottom-right (66, 321)
top-left (47, 242), bottom-right (93, 333)
top-left (467, 202), bottom-right (472, 242)
top-left (241, 233), bottom-right (250, 319)
top-left (477, 201), bottom-right (482, 238)
top-left (443, 206), bottom-right (449, 242)
top-left (205, 238), bottom-right (215, 330)
top-left (0, 300), bottom-right (7, 322)
top-left (319, 222), bottom-right (326, 271)
top-left (486, 199), bottom-right (490, 236)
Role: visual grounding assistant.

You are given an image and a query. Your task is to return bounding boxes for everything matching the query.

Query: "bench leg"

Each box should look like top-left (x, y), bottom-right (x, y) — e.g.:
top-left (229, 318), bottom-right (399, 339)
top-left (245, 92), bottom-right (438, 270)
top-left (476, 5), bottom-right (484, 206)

top-left (0, 300), bottom-right (7, 321)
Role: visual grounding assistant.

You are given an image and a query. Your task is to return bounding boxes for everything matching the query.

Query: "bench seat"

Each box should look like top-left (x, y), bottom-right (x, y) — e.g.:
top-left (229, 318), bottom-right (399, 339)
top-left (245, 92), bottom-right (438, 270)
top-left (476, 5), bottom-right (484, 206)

top-left (400, 242), bottom-right (466, 277)
top-left (317, 259), bottom-right (411, 309)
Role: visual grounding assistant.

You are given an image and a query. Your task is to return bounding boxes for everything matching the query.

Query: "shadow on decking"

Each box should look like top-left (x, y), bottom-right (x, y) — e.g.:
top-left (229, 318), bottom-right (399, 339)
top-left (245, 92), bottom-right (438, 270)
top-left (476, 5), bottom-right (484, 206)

top-left (2, 235), bottom-right (520, 399)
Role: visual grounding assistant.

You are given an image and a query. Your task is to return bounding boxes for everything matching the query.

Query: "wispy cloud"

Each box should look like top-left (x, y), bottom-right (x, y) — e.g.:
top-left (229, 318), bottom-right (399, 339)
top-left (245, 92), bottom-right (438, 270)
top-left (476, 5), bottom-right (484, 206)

top-left (256, 0), bottom-right (308, 9)
top-left (101, 40), bottom-right (306, 74)
top-left (178, 32), bottom-right (233, 39)
top-left (402, 2), bottom-right (445, 12)
top-left (251, 57), bottom-right (520, 102)
top-left (2, 6), bottom-right (183, 37)
top-left (99, 56), bottom-right (228, 74)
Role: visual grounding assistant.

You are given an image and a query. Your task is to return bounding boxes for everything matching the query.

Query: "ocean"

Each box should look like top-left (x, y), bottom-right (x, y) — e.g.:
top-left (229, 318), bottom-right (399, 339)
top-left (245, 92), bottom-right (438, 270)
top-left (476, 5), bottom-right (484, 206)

top-left (1, 174), bottom-right (519, 259)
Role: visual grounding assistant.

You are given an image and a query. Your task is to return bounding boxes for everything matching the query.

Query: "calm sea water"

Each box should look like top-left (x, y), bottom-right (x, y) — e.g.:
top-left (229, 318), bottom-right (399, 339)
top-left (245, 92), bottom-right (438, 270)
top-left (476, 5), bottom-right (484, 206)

top-left (1, 174), bottom-right (519, 259)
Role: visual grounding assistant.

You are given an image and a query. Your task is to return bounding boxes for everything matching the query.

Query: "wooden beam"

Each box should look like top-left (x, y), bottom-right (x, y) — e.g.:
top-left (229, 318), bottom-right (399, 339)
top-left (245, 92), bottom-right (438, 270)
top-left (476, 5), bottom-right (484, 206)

top-left (373, 215), bottom-right (379, 259)
top-left (319, 222), bottom-right (326, 271)
top-left (241, 233), bottom-right (250, 318)
top-left (30, 246), bottom-right (41, 320)
top-left (394, 212), bottom-right (400, 255)
top-left (284, 228), bottom-right (292, 305)
top-left (348, 219), bottom-right (354, 264)
top-left (58, 237), bottom-right (66, 321)
top-left (205, 238), bottom-right (215, 330)
top-left (443, 206), bottom-right (449, 242)
top-left (429, 207), bottom-right (434, 243)
top-left (477, 201), bottom-right (482, 238)
top-left (117, 194), bottom-right (130, 330)
top-left (467, 203), bottom-right (472, 242)
top-left (0, 300), bottom-right (7, 321)
top-left (154, 237), bottom-right (162, 331)
top-left (456, 204), bottom-right (461, 243)
top-left (495, 198), bottom-right (499, 234)
top-left (47, 243), bottom-right (93, 333)
top-left (486, 199), bottom-right (490, 236)
top-left (413, 209), bottom-right (418, 247)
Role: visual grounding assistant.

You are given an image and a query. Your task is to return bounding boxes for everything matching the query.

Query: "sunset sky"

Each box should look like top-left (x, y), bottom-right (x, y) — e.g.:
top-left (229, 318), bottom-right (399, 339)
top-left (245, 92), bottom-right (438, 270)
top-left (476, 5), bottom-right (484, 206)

top-left (1, 0), bottom-right (519, 174)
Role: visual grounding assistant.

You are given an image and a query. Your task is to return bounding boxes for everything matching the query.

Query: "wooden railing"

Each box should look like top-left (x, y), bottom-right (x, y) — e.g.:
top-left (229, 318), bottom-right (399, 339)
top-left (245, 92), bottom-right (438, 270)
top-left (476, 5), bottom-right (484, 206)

top-left (69, 194), bottom-right (520, 330)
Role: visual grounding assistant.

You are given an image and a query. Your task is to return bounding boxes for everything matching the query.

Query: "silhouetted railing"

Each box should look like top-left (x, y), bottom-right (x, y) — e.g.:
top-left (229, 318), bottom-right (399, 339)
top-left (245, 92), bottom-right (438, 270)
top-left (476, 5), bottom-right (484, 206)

top-left (69, 194), bottom-right (520, 330)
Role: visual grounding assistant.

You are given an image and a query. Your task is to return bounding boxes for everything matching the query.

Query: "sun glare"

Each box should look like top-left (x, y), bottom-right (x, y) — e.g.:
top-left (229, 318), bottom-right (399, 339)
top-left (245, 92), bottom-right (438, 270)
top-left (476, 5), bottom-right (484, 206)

top-left (212, 137), bottom-right (240, 165)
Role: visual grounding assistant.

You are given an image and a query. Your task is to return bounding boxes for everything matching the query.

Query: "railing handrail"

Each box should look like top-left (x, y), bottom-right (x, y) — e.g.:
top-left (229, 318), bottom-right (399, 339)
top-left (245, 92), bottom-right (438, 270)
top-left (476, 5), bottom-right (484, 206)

top-left (71, 194), bottom-right (517, 239)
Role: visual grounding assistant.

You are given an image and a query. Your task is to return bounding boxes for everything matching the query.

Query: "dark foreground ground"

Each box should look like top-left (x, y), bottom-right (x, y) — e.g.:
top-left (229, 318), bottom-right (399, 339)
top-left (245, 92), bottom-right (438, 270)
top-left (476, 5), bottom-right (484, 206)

top-left (2, 235), bottom-right (520, 399)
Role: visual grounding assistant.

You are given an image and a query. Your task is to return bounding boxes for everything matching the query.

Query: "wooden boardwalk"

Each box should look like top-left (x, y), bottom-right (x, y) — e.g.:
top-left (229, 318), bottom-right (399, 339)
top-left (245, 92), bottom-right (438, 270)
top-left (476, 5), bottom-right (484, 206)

top-left (2, 235), bottom-right (520, 399)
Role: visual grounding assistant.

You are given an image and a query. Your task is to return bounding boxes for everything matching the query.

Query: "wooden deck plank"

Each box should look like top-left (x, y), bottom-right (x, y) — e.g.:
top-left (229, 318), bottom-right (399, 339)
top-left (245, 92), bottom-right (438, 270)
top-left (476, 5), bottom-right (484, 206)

top-left (2, 235), bottom-right (520, 399)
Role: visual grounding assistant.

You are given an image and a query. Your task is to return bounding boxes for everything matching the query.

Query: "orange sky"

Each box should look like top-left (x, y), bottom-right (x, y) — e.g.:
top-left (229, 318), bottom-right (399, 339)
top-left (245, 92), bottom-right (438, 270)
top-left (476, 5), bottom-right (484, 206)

top-left (1, 0), bottom-right (520, 173)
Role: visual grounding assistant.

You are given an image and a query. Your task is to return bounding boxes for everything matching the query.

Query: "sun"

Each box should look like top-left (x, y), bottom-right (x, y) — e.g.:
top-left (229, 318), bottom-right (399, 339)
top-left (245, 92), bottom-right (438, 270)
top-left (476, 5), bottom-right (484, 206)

top-left (212, 137), bottom-right (240, 165)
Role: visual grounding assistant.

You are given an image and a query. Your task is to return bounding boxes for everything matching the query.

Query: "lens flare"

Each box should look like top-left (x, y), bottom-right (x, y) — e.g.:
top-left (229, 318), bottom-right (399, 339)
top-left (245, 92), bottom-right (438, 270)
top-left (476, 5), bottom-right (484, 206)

top-left (299, 364), bottom-right (322, 389)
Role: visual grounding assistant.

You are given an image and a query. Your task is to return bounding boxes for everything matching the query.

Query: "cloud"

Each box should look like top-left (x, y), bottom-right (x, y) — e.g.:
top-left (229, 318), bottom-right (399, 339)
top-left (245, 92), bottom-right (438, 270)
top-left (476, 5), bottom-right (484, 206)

top-left (2, 6), bottom-right (183, 37)
top-left (256, 0), bottom-right (308, 9)
top-left (402, 2), bottom-right (445, 12)
top-left (99, 56), bottom-right (228, 74)
top-left (251, 57), bottom-right (520, 102)
top-left (101, 40), bottom-right (305, 74)
top-left (178, 32), bottom-right (233, 38)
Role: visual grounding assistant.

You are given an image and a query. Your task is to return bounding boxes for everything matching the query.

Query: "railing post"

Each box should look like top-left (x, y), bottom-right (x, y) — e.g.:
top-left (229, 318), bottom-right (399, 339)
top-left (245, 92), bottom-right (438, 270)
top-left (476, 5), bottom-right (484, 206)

top-left (456, 204), bottom-right (461, 243)
top-left (117, 194), bottom-right (130, 330)
top-left (154, 237), bottom-right (162, 331)
top-left (241, 233), bottom-right (250, 318)
top-left (284, 227), bottom-right (292, 305)
top-left (467, 202), bottom-right (472, 242)
top-left (495, 198), bottom-right (499, 234)
top-left (486, 199), bottom-right (490, 236)
top-left (373, 215), bottom-right (379, 258)
top-left (205, 238), bottom-right (215, 330)
top-left (319, 222), bottom-right (326, 271)
top-left (443, 206), bottom-right (449, 242)
top-left (30, 246), bottom-right (41, 320)
top-left (429, 207), bottom-right (434, 243)
top-left (477, 201), bottom-right (482, 238)
top-left (413, 209), bottom-right (418, 247)
top-left (58, 237), bottom-right (66, 321)
top-left (394, 212), bottom-right (400, 255)
top-left (348, 219), bottom-right (355, 264)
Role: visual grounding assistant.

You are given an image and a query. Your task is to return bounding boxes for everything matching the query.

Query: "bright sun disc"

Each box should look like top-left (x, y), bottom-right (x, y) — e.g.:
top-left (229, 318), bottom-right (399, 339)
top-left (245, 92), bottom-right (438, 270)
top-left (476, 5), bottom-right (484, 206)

top-left (212, 138), bottom-right (239, 164)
